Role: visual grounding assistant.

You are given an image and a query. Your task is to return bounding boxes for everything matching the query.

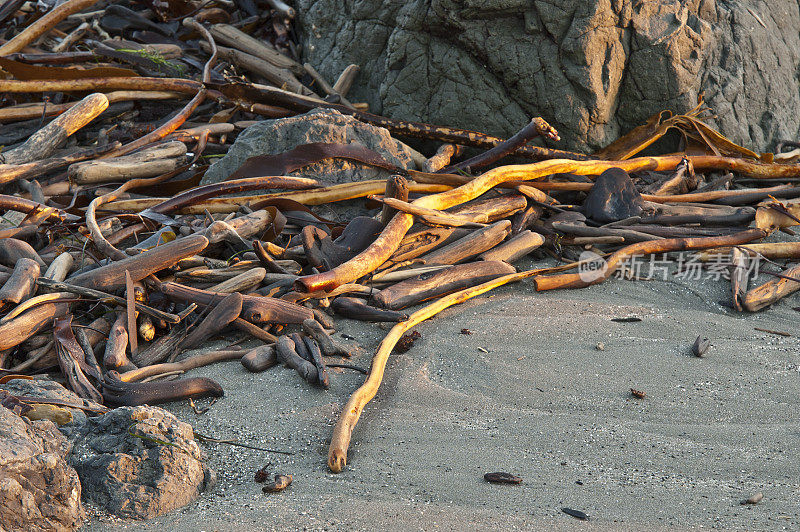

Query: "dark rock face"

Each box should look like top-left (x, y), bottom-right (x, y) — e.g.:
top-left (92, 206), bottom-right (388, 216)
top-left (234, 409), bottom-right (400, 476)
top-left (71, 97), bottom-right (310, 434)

top-left (69, 406), bottom-right (214, 520)
top-left (582, 167), bottom-right (644, 222)
top-left (0, 406), bottom-right (85, 532)
top-left (297, 0), bottom-right (800, 152)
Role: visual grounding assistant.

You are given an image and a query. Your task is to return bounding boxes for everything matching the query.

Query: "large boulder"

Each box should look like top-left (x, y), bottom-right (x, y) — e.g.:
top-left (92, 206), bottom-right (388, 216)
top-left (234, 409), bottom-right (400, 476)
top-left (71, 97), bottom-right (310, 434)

top-left (297, 0), bottom-right (800, 152)
top-left (202, 107), bottom-right (420, 185)
top-left (69, 406), bottom-right (214, 520)
top-left (1, 377), bottom-right (105, 439)
top-left (0, 405), bottom-right (85, 532)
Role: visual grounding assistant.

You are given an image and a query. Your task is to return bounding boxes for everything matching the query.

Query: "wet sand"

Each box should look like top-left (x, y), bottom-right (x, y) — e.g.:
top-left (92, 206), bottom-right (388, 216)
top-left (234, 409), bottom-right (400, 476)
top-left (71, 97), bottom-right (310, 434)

top-left (84, 264), bottom-right (800, 531)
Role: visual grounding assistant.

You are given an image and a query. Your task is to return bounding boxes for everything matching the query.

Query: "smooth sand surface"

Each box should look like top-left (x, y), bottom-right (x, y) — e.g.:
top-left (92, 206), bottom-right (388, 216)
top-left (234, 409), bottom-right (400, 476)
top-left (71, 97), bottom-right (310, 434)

top-left (84, 264), bottom-right (800, 531)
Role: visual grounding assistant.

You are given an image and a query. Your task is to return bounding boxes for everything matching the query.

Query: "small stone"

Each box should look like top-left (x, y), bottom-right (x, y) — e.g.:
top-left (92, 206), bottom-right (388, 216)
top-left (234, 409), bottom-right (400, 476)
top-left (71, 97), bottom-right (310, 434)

top-left (692, 335), bottom-right (710, 357)
top-left (595, 342), bottom-right (605, 351)
top-left (562, 507), bottom-right (589, 520)
top-left (740, 492), bottom-right (763, 505)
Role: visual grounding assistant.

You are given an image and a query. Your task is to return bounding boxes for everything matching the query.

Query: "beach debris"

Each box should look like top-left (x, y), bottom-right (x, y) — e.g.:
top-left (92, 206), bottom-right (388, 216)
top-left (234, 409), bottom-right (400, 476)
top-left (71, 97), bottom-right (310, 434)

top-left (393, 330), bottom-right (421, 354)
top-left (241, 345), bottom-right (278, 373)
top-left (611, 317), bottom-right (642, 323)
top-left (754, 327), bottom-right (791, 337)
top-left (483, 472), bottom-right (523, 484)
top-left (692, 336), bottom-right (711, 357)
top-left (561, 507), bottom-right (589, 520)
top-left (0, 1), bottom-right (796, 484)
top-left (595, 342), bottom-right (605, 351)
top-left (740, 492), bottom-right (764, 505)
top-left (262, 474), bottom-right (293, 493)
top-left (630, 388), bottom-right (646, 399)
top-left (461, 328), bottom-right (472, 335)
top-left (254, 464), bottom-right (272, 483)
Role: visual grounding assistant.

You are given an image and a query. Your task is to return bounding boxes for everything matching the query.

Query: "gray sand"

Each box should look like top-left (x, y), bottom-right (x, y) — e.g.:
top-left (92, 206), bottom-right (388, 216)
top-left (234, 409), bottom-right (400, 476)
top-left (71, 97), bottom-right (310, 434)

top-left (84, 263), bottom-right (800, 531)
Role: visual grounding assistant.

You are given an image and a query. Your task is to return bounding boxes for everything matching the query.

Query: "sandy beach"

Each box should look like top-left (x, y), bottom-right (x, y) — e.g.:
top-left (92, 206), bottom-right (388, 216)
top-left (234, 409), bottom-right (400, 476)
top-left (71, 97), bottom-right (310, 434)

top-left (83, 260), bottom-right (800, 531)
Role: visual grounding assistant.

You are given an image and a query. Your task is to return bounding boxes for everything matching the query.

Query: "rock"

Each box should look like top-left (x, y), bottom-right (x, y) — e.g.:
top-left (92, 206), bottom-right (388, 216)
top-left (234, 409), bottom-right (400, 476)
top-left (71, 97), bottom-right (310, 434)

top-left (0, 405), bottom-right (85, 531)
top-left (1, 377), bottom-right (105, 438)
top-left (69, 406), bottom-right (214, 520)
top-left (202, 108), bottom-right (420, 186)
top-left (296, 1), bottom-right (800, 152)
top-left (582, 168), bottom-right (644, 223)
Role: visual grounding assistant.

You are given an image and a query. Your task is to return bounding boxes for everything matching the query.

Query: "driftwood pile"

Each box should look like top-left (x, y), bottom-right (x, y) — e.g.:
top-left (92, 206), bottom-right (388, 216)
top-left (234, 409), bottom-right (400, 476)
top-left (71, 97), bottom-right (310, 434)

top-left (1, 0), bottom-right (800, 475)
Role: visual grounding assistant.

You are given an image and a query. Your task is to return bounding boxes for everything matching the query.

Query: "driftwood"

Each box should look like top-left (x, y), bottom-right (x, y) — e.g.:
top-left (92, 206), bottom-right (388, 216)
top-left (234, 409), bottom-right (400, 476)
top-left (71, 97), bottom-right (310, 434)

top-left (0, 259), bottom-right (39, 308)
top-left (158, 281), bottom-right (312, 323)
top-left (101, 181), bottom-right (451, 214)
top-left (730, 248), bottom-right (750, 311)
top-left (120, 349), bottom-right (244, 382)
top-left (442, 117), bottom-right (559, 173)
top-left (54, 317), bottom-right (103, 403)
top-left (296, 155), bottom-right (800, 293)
top-left (276, 335), bottom-right (318, 384)
top-left (370, 196), bottom-right (488, 228)
top-left (478, 230), bottom-right (545, 263)
top-left (241, 345), bottom-right (278, 372)
top-left (0, 142), bottom-right (120, 187)
top-left (37, 278), bottom-right (181, 324)
top-left (333, 64), bottom-right (360, 97)
top-left (43, 253), bottom-right (73, 282)
top-left (533, 229), bottom-right (765, 291)
top-left (131, 326), bottom-right (186, 368)
top-left (303, 336), bottom-right (330, 388)
top-left (208, 23), bottom-right (304, 75)
top-left (419, 220), bottom-right (511, 265)
top-left (697, 242), bottom-right (800, 260)
top-left (331, 297), bottom-right (408, 322)
top-left (742, 262), bottom-right (800, 312)
top-left (74, 327), bottom-right (103, 381)
top-left (450, 194), bottom-right (528, 222)
top-left (0, 93), bottom-right (108, 165)
top-left (387, 226), bottom-right (468, 264)
top-left (233, 317), bottom-right (279, 344)
top-left (0, 0), bottom-right (101, 55)
top-left (179, 293), bottom-right (243, 350)
top-left (69, 141), bottom-right (187, 184)
top-left (375, 261), bottom-right (516, 310)
top-left (0, 238), bottom-right (45, 268)
top-left (550, 221), bottom-right (661, 243)
top-left (302, 319), bottom-right (353, 358)
top-left (103, 370), bottom-right (224, 406)
top-left (104, 312), bottom-right (135, 371)
top-left (0, 302), bottom-right (70, 351)
top-left (381, 175), bottom-right (410, 226)
top-left (1, 292), bottom-right (72, 325)
top-left (68, 234), bottom-right (209, 291)
top-left (204, 43), bottom-right (307, 95)
top-left (210, 268), bottom-right (267, 293)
